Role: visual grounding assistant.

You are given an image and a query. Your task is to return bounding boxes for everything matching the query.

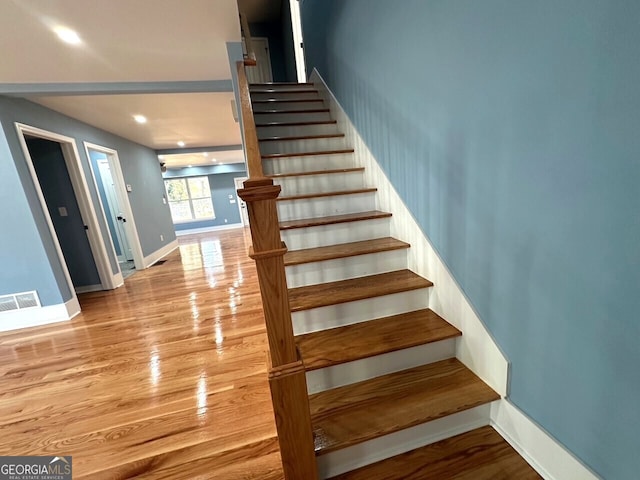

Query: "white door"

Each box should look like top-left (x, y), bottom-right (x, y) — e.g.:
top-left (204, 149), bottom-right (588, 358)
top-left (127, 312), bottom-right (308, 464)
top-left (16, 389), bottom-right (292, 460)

top-left (97, 160), bottom-right (134, 262)
top-left (234, 177), bottom-right (249, 226)
top-left (244, 37), bottom-right (273, 83)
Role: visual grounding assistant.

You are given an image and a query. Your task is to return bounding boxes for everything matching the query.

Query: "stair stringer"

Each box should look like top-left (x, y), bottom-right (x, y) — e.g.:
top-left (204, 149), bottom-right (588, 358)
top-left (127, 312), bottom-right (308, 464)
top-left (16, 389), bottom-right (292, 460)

top-left (311, 69), bottom-right (509, 398)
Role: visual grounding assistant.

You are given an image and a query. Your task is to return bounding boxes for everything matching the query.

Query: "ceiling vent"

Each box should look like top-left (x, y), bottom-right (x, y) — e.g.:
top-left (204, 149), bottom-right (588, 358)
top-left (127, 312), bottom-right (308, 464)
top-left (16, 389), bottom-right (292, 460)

top-left (0, 291), bottom-right (40, 314)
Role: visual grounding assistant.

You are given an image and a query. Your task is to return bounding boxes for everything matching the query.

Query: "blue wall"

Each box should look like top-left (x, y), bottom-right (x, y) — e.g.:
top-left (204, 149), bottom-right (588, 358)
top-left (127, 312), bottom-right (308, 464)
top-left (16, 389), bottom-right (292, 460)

top-left (27, 138), bottom-right (101, 287)
top-left (0, 128), bottom-right (64, 304)
top-left (162, 166), bottom-right (247, 231)
top-left (0, 95), bottom-right (176, 305)
top-left (301, 1), bottom-right (640, 479)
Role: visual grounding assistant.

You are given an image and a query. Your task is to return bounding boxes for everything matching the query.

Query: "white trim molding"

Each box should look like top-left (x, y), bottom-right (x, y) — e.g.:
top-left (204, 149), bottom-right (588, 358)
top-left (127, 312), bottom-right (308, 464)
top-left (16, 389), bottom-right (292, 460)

top-left (491, 400), bottom-right (601, 480)
top-left (74, 284), bottom-right (104, 294)
top-left (142, 239), bottom-right (179, 268)
top-left (0, 297), bottom-right (80, 332)
top-left (311, 70), bottom-right (509, 396)
top-left (174, 223), bottom-right (244, 236)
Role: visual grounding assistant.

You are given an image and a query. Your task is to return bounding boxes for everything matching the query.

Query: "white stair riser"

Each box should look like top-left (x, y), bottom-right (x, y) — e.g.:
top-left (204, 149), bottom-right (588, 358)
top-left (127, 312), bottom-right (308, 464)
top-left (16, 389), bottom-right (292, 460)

top-left (259, 136), bottom-right (348, 155)
top-left (264, 153), bottom-right (356, 175)
top-left (251, 91), bottom-right (320, 101)
top-left (277, 192), bottom-right (377, 222)
top-left (307, 338), bottom-right (457, 394)
top-left (273, 170), bottom-right (365, 196)
top-left (254, 111), bottom-right (332, 123)
top-left (250, 84), bottom-right (316, 92)
top-left (286, 249), bottom-right (408, 288)
top-left (281, 217), bottom-right (391, 250)
top-left (253, 100), bottom-right (325, 112)
top-left (292, 289), bottom-right (430, 335)
top-left (257, 123), bottom-right (339, 138)
top-left (317, 403), bottom-right (496, 479)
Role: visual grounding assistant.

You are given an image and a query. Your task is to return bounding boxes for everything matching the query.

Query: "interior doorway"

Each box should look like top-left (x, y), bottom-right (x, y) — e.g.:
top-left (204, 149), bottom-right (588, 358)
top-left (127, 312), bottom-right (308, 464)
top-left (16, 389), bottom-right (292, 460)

top-left (15, 123), bottom-right (118, 299)
top-left (234, 177), bottom-right (249, 226)
top-left (244, 37), bottom-right (273, 83)
top-left (85, 142), bottom-right (144, 280)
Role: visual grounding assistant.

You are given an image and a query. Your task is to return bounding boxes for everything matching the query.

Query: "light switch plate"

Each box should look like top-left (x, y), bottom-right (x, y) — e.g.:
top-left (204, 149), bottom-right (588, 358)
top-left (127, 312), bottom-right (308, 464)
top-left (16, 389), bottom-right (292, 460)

top-left (58, 207), bottom-right (68, 217)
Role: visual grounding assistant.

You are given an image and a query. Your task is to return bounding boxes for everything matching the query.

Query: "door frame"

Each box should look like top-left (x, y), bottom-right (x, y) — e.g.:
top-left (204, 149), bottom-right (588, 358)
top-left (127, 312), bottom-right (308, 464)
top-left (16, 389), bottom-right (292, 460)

top-left (289, 0), bottom-right (307, 82)
top-left (15, 123), bottom-right (118, 300)
top-left (84, 142), bottom-right (144, 274)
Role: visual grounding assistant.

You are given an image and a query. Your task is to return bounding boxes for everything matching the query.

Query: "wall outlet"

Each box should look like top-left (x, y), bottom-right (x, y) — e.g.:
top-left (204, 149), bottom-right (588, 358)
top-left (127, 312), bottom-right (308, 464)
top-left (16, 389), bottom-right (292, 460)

top-left (160, 234), bottom-right (164, 241)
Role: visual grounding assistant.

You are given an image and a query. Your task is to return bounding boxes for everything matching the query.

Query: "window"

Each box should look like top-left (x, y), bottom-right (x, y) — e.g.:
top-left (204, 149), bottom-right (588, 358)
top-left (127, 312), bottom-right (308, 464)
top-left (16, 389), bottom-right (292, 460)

top-left (164, 177), bottom-right (215, 223)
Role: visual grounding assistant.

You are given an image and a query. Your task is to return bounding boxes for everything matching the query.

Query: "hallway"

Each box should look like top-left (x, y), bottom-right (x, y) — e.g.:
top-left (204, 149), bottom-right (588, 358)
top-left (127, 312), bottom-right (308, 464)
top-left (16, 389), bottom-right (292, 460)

top-left (0, 229), bottom-right (284, 479)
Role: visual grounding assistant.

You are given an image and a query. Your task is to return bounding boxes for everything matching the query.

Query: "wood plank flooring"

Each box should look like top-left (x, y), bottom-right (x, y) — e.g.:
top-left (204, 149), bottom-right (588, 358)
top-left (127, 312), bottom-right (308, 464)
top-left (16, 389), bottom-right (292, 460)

top-left (0, 229), bottom-right (284, 479)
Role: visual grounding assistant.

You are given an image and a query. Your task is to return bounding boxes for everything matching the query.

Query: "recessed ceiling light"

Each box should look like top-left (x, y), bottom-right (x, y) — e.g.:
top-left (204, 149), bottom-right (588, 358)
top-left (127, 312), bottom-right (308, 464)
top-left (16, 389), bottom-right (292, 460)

top-left (211, 158), bottom-right (217, 162)
top-left (133, 114), bottom-right (147, 124)
top-left (188, 165), bottom-right (193, 168)
top-left (54, 26), bottom-right (82, 45)
top-left (202, 152), bottom-right (208, 157)
top-left (177, 141), bottom-right (185, 147)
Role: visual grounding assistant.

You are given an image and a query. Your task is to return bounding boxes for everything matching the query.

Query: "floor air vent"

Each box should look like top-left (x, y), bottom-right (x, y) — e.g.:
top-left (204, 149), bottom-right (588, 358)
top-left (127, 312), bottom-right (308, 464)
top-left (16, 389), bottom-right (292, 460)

top-left (0, 291), bottom-right (40, 314)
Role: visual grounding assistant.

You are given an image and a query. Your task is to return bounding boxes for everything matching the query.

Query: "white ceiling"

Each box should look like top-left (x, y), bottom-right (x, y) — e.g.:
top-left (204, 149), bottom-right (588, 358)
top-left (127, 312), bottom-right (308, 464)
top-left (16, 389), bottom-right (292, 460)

top-left (32, 93), bottom-right (242, 150)
top-left (0, 0), bottom-right (251, 152)
top-left (159, 150), bottom-right (245, 169)
top-left (0, 0), bottom-right (241, 82)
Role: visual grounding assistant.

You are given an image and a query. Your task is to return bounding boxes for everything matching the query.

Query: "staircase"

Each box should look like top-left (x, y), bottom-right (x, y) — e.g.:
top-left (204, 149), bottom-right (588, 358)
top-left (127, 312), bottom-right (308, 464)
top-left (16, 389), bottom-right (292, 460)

top-left (249, 82), bottom-right (542, 479)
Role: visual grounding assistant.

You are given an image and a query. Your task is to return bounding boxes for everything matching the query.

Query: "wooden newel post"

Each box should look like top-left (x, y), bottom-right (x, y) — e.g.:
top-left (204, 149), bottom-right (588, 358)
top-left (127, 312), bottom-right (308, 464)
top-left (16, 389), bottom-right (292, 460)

top-left (238, 177), bottom-right (318, 480)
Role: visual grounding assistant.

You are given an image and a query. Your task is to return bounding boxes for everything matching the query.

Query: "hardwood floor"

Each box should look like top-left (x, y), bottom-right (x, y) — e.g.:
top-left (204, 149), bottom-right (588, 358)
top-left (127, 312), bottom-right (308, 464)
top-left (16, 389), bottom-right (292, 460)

top-left (0, 229), bottom-right (284, 479)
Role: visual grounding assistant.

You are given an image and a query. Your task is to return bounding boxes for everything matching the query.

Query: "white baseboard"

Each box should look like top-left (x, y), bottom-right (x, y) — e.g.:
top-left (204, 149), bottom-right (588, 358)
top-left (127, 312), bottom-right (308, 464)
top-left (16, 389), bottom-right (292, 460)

top-left (174, 223), bottom-right (244, 236)
top-left (0, 296), bottom-right (80, 332)
top-left (491, 400), bottom-right (601, 480)
top-left (113, 271), bottom-right (124, 288)
top-left (75, 284), bottom-right (104, 294)
top-left (142, 239), bottom-right (179, 268)
top-left (312, 69), bottom-right (509, 397)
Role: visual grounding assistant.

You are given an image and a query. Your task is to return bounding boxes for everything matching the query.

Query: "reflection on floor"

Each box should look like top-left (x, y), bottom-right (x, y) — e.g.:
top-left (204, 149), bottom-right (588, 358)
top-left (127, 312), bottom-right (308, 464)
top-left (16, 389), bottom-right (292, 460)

top-left (0, 229), bottom-right (284, 479)
top-left (120, 260), bottom-right (136, 279)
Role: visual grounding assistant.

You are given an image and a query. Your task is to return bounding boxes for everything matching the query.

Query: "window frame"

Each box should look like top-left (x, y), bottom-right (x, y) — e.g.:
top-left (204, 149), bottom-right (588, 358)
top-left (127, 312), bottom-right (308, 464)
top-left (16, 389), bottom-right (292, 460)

top-left (164, 176), bottom-right (215, 224)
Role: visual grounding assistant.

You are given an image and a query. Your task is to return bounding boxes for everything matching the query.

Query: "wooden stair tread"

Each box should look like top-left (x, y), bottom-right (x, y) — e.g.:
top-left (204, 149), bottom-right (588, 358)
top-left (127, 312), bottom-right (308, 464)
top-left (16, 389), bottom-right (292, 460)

top-left (256, 120), bottom-right (337, 127)
top-left (280, 210), bottom-right (391, 230)
top-left (262, 148), bottom-right (354, 159)
top-left (260, 133), bottom-right (345, 142)
top-left (254, 108), bottom-right (330, 114)
top-left (267, 167), bottom-right (363, 178)
top-left (277, 187), bottom-right (377, 202)
top-left (310, 358), bottom-right (500, 455)
top-left (284, 237), bottom-right (409, 266)
top-left (328, 426), bottom-right (542, 479)
top-left (288, 270), bottom-right (432, 312)
top-left (250, 88), bottom-right (319, 94)
top-left (297, 309), bottom-right (461, 370)
top-left (253, 98), bottom-right (324, 104)
top-left (250, 82), bottom-right (314, 86)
